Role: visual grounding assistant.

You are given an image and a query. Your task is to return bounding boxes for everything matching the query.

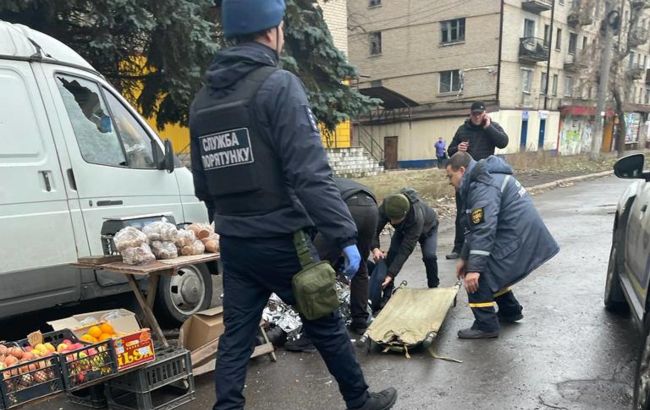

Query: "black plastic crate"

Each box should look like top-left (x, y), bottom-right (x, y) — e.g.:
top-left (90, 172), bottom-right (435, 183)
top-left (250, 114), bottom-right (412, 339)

top-left (66, 385), bottom-right (107, 409)
top-left (105, 348), bottom-right (194, 410)
top-left (108, 348), bottom-right (191, 394)
top-left (18, 329), bottom-right (119, 391)
top-left (0, 351), bottom-right (63, 409)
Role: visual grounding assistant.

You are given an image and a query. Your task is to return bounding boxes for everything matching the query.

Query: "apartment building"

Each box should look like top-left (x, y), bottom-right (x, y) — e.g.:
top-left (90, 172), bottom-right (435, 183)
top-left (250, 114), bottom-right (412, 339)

top-left (348, 0), bottom-right (650, 167)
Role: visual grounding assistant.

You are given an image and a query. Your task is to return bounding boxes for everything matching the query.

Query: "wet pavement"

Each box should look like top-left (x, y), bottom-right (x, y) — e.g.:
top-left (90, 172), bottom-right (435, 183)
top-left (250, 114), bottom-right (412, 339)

top-left (29, 176), bottom-right (641, 409)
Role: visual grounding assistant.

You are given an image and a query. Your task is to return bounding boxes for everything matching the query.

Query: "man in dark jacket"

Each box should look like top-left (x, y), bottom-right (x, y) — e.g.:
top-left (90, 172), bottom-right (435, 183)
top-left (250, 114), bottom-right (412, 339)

top-left (372, 189), bottom-right (439, 295)
top-left (189, 1), bottom-right (396, 409)
top-left (446, 152), bottom-right (559, 339)
top-left (286, 178), bottom-right (379, 352)
top-left (446, 101), bottom-right (509, 260)
top-left (316, 178), bottom-right (378, 333)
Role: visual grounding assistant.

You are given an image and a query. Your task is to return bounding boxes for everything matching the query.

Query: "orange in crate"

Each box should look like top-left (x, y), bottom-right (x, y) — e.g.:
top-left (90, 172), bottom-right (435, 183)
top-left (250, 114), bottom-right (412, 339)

top-left (87, 326), bottom-right (103, 339)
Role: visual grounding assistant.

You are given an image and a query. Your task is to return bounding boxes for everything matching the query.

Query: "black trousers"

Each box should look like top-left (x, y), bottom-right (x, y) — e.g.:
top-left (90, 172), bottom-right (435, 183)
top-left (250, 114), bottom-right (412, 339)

top-left (384, 226), bottom-right (439, 292)
top-left (453, 191), bottom-right (464, 253)
top-left (214, 235), bottom-right (369, 410)
top-left (314, 193), bottom-right (378, 327)
top-left (467, 283), bottom-right (523, 332)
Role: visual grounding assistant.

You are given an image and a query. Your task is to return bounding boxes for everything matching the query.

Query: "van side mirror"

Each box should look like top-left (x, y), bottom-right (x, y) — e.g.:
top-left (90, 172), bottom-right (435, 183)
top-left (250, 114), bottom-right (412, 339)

top-left (159, 139), bottom-right (175, 173)
top-left (614, 153), bottom-right (646, 179)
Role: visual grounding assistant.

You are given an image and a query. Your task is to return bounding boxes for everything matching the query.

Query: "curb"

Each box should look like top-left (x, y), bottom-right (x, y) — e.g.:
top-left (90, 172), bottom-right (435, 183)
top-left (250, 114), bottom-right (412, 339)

top-left (525, 170), bottom-right (613, 194)
top-left (437, 170), bottom-right (614, 236)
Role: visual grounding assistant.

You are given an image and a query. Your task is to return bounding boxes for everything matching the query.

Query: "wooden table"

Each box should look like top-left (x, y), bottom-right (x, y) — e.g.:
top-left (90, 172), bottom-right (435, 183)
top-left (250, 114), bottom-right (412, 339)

top-left (74, 253), bottom-right (221, 349)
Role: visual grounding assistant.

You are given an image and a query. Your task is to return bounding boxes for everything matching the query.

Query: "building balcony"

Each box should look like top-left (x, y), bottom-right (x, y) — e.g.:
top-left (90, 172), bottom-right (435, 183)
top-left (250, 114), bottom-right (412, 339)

top-left (629, 27), bottom-right (649, 47)
top-left (567, 9), bottom-right (594, 26)
top-left (519, 37), bottom-right (550, 64)
top-left (564, 51), bottom-right (589, 71)
top-left (628, 67), bottom-right (645, 80)
top-left (631, 0), bottom-right (650, 8)
top-left (521, 0), bottom-right (552, 14)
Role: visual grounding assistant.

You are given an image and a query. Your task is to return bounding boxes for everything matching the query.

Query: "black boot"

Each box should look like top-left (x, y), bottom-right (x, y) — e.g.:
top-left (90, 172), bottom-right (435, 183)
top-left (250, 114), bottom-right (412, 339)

top-left (424, 257), bottom-right (439, 288)
top-left (284, 334), bottom-right (316, 352)
top-left (348, 388), bottom-right (398, 410)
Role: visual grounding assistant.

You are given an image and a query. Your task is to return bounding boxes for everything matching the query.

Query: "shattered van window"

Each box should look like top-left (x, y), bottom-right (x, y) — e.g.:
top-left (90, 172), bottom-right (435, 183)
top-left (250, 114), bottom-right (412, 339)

top-left (56, 75), bottom-right (126, 167)
top-left (103, 91), bottom-right (157, 169)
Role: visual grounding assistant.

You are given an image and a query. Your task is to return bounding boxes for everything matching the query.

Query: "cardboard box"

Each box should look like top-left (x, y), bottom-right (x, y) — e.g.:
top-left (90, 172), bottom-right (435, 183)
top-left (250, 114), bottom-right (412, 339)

top-left (180, 306), bottom-right (225, 351)
top-left (48, 309), bottom-right (155, 371)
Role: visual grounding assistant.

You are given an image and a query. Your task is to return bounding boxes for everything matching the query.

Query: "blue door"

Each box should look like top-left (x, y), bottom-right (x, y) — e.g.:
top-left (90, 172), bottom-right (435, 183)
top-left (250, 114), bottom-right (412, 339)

top-left (520, 119), bottom-right (528, 152)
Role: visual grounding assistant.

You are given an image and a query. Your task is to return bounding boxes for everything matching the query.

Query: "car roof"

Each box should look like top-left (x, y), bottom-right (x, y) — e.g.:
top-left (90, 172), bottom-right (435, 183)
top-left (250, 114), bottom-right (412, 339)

top-left (0, 20), bottom-right (96, 72)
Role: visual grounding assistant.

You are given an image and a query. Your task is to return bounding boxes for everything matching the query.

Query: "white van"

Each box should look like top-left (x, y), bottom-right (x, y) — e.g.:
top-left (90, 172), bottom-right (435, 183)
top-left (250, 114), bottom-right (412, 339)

top-left (0, 21), bottom-right (213, 324)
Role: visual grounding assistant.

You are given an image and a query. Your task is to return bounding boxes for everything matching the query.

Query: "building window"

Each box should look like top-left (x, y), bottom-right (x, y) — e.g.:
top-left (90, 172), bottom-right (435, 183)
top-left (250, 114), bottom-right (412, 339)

top-left (552, 74), bottom-right (558, 96)
top-left (629, 52), bottom-right (635, 69)
top-left (441, 18), bottom-right (465, 44)
top-left (369, 0), bottom-right (381, 6)
top-left (556, 28), bottom-right (562, 50)
top-left (523, 19), bottom-right (535, 38)
top-left (564, 76), bottom-right (574, 97)
top-left (582, 36), bottom-right (587, 50)
top-left (543, 24), bottom-right (551, 46)
top-left (439, 70), bottom-right (462, 93)
top-left (369, 32), bottom-right (382, 55)
top-left (569, 33), bottom-right (578, 55)
top-left (559, 0), bottom-right (564, 4)
top-left (645, 87), bottom-right (650, 104)
top-left (521, 69), bottom-right (533, 94)
top-left (540, 72), bottom-right (548, 95)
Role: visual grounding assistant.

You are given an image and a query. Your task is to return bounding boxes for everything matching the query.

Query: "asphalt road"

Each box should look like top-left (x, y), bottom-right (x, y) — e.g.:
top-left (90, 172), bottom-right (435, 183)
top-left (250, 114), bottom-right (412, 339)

top-left (31, 176), bottom-right (642, 409)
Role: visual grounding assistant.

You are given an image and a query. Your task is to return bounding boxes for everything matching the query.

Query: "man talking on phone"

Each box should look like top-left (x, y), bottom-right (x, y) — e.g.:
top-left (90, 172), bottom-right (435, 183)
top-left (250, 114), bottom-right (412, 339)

top-left (445, 101), bottom-right (509, 260)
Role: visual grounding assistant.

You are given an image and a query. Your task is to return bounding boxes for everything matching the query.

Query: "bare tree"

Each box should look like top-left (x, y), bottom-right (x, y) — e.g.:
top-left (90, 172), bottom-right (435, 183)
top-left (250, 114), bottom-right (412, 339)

top-left (609, 0), bottom-right (649, 156)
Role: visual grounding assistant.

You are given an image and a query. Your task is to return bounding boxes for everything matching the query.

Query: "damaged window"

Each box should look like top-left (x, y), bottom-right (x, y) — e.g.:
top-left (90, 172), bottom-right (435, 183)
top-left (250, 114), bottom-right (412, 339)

top-left (56, 75), bottom-right (126, 167)
top-left (56, 74), bottom-right (158, 169)
top-left (103, 91), bottom-right (158, 169)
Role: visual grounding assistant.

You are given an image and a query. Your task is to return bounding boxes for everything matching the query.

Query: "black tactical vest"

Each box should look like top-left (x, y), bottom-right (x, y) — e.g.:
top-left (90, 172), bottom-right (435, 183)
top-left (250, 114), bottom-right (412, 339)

top-left (190, 66), bottom-right (292, 216)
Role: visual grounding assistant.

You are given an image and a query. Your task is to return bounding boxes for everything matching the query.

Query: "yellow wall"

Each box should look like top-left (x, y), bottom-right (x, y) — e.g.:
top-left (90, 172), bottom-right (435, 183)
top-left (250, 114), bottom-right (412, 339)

top-left (146, 119), bottom-right (190, 153)
top-left (321, 120), bottom-right (351, 148)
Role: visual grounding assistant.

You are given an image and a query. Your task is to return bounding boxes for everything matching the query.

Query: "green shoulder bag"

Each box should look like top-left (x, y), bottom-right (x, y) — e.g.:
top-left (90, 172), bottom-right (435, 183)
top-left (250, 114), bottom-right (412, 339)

top-left (291, 231), bottom-right (339, 321)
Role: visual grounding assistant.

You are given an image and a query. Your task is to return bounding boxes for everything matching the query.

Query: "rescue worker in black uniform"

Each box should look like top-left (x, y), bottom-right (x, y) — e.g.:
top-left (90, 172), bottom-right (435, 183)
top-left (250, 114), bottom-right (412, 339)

top-left (286, 178), bottom-right (378, 352)
top-left (315, 178), bottom-right (378, 333)
top-left (189, 1), bottom-right (397, 409)
top-left (446, 101), bottom-right (509, 260)
top-left (446, 152), bottom-right (559, 339)
top-left (371, 189), bottom-right (439, 297)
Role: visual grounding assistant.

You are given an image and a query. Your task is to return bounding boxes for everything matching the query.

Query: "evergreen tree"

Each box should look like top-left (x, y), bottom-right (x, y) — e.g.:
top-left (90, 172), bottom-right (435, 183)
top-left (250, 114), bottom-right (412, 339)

top-left (1, 0), bottom-right (376, 131)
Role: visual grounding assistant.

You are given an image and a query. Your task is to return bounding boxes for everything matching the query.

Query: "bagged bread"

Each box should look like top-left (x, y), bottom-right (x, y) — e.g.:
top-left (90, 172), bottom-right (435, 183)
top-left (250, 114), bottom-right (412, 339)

top-left (202, 233), bottom-right (220, 253)
top-left (142, 221), bottom-right (178, 242)
top-left (114, 227), bottom-right (147, 252)
top-left (150, 240), bottom-right (178, 259)
top-left (122, 243), bottom-right (156, 265)
top-left (175, 229), bottom-right (196, 248)
top-left (187, 223), bottom-right (212, 240)
top-left (181, 239), bottom-right (205, 256)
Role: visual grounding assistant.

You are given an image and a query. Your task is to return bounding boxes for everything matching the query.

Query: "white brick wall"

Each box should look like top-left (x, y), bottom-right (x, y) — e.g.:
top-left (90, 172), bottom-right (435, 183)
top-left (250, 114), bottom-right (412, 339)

top-left (319, 0), bottom-right (348, 57)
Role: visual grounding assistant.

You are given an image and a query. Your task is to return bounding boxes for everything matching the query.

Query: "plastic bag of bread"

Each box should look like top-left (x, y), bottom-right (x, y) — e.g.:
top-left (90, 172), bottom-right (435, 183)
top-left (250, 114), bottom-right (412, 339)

top-left (187, 223), bottom-right (212, 240)
top-left (121, 243), bottom-right (156, 265)
top-left (175, 229), bottom-right (196, 248)
top-left (202, 233), bottom-right (220, 253)
top-left (150, 240), bottom-right (178, 259)
top-left (114, 227), bottom-right (147, 252)
top-left (181, 239), bottom-right (205, 256)
top-left (142, 221), bottom-right (178, 242)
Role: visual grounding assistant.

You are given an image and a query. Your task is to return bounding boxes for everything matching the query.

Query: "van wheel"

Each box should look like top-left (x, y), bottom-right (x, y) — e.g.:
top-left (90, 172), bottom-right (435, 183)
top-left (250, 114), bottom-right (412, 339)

top-left (604, 235), bottom-right (629, 313)
top-left (155, 263), bottom-right (213, 326)
top-left (634, 321), bottom-right (650, 410)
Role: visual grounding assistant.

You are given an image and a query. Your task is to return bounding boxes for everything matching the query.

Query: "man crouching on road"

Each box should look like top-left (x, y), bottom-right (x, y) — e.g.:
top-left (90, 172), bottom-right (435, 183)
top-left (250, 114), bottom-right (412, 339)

top-left (445, 152), bottom-right (559, 339)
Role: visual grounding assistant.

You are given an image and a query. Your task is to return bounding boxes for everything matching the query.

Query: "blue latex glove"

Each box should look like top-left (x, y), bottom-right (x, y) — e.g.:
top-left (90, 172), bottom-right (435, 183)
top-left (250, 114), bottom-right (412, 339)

top-left (342, 245), bottom-right (361, 279)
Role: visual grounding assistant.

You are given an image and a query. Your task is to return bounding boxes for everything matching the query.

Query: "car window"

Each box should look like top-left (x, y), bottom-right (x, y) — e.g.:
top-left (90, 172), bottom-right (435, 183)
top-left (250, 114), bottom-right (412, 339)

top-left (103, 90), bottom-right (158, 169)
top-left (55, 74), bottom-right (127, 167)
